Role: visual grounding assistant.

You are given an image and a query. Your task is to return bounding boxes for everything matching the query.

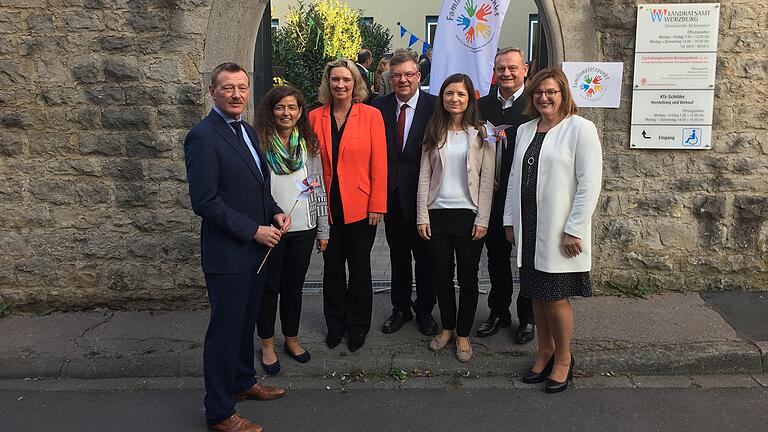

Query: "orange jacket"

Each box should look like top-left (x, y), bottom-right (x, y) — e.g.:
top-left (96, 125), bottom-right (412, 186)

top-left (309, 103), bottom-right (388, 224)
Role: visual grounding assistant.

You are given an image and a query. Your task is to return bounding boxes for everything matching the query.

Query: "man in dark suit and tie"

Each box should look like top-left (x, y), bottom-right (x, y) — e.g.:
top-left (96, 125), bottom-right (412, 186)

top-left (356, 48), bottom-right (373, 93)
top-left (372, 53), bottom-right (438, 336)
top-left (477, 48), bottom-right (536, 344)
top-left (184, 62), bottom-right (290, 432)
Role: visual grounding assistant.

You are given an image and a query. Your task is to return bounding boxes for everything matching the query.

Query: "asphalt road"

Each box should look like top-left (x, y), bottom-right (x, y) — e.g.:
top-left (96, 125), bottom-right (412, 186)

top-left (2, 385), bottom-right (767, 431)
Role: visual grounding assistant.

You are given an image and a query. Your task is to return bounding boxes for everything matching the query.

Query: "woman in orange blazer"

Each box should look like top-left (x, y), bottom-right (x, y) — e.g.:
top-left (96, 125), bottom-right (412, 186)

top-left (308, 58), bottom-right (387, 352)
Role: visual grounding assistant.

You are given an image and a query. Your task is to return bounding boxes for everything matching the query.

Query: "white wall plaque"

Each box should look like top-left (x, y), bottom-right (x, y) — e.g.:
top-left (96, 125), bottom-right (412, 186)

top-left (562, 62), bottom-right (624, 108)
top-left (631, 3), bottom-right (719, 150)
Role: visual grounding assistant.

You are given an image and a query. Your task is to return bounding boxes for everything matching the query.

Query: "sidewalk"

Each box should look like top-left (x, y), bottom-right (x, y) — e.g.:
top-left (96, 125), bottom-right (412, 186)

top-left (1, 291), bottom-right (766, 380)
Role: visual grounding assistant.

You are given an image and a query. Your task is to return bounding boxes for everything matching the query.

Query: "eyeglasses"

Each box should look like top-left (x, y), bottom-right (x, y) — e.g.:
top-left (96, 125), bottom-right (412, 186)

top-left (532, 89), bottom-right (561, 98)
top-left (494, 65), bottom-right (521, 73)
top-left (390, 72), bottom-right (419, 80)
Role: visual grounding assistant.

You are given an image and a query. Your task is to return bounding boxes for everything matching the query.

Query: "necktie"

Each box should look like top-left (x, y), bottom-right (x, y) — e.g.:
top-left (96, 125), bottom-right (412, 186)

top-left (232, 120), bottom-right (263, 179)
top-left (397, 103), bottom-right (409, 150)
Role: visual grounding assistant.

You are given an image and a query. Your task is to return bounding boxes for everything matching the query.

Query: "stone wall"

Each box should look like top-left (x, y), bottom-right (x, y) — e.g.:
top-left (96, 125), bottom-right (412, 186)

top-left (589, 0), bottom-right (768, 294)
top-left (0, 0), bottom-right (766, 311)
top-left (0, 0), bottom-right (211, 311)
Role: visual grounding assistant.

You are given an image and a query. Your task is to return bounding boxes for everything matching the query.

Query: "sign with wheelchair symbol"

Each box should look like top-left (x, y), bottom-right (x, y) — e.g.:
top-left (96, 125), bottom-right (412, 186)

top-left (682, 128), bottom-right (702, 147)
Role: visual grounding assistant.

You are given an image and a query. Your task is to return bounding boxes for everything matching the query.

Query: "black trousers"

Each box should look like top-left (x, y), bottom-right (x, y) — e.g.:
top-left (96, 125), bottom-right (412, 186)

top-left (203, 268), bottom-right (264, 426)
top-left (428, 209), bottom-right (484, 337)
top-left (485, 209), bottom-right (534, 324)
top-left (257, 228), bottom-right (316, 339)
top-left (322, 219), bottom-right (377, 338)
top-left (384, 190), bottom-right (435, 315)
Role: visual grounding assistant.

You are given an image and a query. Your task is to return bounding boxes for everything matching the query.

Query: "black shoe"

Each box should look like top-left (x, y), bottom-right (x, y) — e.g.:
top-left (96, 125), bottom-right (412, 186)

top-left (285, 346), bottom-right (311, 363)
top-left (260, 359), bottom-right (281, 376)
top-left (515, 322), bottom-right (536, 344)
top-left (415, 313), bottom-right (438, 336)
top-left (522, 355), bottom-right (554, 384)
top-left (545, 356), bottom-right (575, 394)
top-left (325, 333), bottom-right (342, 349)
top-left (348, 334), bottom-right (365, 352)
top-left (382, 310), bottom-right (413, 334)
top-left (476, 313), bottom-right (512, 337)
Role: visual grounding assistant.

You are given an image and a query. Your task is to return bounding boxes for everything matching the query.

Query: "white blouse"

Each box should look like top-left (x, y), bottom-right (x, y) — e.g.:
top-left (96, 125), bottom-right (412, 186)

top-left (270, 165), bottom-right (313, 232)
top-left (429, 130), bottom-right (476, 212)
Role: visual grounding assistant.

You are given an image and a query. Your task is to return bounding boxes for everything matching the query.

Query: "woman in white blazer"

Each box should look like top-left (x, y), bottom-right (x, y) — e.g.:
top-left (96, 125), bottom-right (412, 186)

top-left (503, 68), bottom-right (602, 393)
top-left (417, 73), bottom-right (495, 363)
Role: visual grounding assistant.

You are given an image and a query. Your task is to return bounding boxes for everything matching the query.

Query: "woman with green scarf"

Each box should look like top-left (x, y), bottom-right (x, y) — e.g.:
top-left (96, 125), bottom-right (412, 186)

top-left (253, 85), bottom-right (329, 375)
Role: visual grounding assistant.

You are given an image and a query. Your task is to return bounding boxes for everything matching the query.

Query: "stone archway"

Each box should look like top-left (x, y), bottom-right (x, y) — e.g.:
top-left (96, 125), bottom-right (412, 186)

top-left (201, 0), bottom-right (270, 122)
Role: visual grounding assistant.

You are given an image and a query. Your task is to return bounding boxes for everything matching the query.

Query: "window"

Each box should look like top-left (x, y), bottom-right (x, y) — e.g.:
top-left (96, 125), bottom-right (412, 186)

top-left (271, 18), bottom-right (279, 28)
top-left (425, 16), bottom-right (438, 45)
top-left (528, 15), bottom-right (539, 63)
top-left (359, 16), bottom-right (374, 26)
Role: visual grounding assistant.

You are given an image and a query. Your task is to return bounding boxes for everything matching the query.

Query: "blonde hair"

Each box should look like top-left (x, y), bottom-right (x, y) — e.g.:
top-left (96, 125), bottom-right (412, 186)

top-left (317, 58), bottom-right (369, 105)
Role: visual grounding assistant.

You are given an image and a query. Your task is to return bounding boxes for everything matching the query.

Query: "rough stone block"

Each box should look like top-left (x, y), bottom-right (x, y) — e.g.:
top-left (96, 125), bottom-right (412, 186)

top-left (15, 257), bottom-right (60, 288)
top-left (115, 182), bottom-right (156, 207)
top-left (41, 87), bottom-right (79, 106)
top-left (171, 84), bottom-right (202, 104)
top-left (0, 61), bottom-right (26, 86)
top-left (74, 231), bottom-right (127, 260)
top-left (171, 7), bottom-right (208, 35)
top-left (123, 85), bottom-right (167, 106)
top-left (596, 219), bottom-right (638, 247)
top-left (28, 132), bottom-right (74, 156)
top-left (102, 107), bottom-right (151, 129)
top-left (1, 112), bottom-right (32, 129)
top-left (103, 57), bottom-right (141, 82)
top-left (83, 85), bottom-right (125, 106)
top-left (0, 177), bottom-right (22, 204)
top-left (137, 35), bottom-right (199, 55)
top-left (124, 131), bottom-right (172, 158)
top-left (0, 11), bottom-right (22, 34)
top-left (35, 58), bottom-right (69, 83)
top-left (27, 15), bottom-right (54, 32)
top-left (656, 221), bottom-right (697, 248)
top-left (67, 107), bottom-right (101, 129)
top-left (156, 105), bottom-right (203, 129)
top-left (143, 58), bottom-right (182, 83)
top-left (632, 194), bottom-right (685, 217)
top-left (146, 161), bottom-right (187, 181)
top-left (733, 158), bottom-right (768, 175)
top-left (28, 179), bottom-right (77, 205)
top-left (62, 12), bottom-right (105, 31)
top-left (76, 181), bottom-right (113, 205)
top-left (102, 159), bottom-right (143, 181)
top-left (72, 58), bottom-right (102, 83)
top-left (128, 11), bottom-right (168, 32)
top-left (127, 235), bottom-right (164, 258)
top-left (0, 131), bottom-right (24, 156)
top-left (96, 35), bottom-right (134, 51)
top-left (692, 195), bottom-right (726, 220)
top-left (78, 132), bottom-right (124, 156)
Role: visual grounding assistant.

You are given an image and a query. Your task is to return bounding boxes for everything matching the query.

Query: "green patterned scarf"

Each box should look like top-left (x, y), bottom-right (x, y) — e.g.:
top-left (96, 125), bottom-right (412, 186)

top-left (266, 128), bottom-right (306, 175)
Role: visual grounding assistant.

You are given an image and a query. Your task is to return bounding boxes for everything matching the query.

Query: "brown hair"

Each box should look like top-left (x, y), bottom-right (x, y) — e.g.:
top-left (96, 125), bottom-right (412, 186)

top-left (388, 52), bottom-right (418, 69)
top-left (523, 67), bottom-right (578, 119)
top-left (210, 62), bottom-right (249, 88)
top-left (317, 58), bottom-right (369, 105)
top-left (423, 73), bottom-right (486, 151)
top-left (254, 85), bottom-right (319, 157)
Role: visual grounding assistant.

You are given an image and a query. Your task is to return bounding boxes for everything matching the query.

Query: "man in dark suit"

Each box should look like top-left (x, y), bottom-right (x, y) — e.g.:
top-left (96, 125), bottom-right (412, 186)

top-left (184, 62), bottom-right (290, 432)
top-left (477, 48), bottom-right (535, 344)
top-left (372, 53), bottom-right (438, 336)
top-left (356, 48), bottom-right (373, 94)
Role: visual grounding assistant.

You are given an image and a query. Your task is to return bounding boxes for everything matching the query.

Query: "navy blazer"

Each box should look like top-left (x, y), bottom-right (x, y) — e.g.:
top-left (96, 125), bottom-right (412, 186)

top-left (184, 110), bottom-right (283, 274)
top-left (372, 91), bottom-right (436, 224)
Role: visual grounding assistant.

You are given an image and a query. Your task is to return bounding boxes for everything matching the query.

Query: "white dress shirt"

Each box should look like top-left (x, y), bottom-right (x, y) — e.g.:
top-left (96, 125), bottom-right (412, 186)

top-left (396, 90), bottom-right (420, 148)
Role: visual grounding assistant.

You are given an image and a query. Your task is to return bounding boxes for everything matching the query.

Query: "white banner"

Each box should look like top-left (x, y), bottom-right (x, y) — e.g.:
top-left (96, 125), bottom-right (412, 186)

top-left (428, 0), bottom-right (511, 97)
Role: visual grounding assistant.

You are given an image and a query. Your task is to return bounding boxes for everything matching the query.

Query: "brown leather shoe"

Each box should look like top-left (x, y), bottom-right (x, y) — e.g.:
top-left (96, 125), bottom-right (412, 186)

top-left (235, 382), bottom-right (286, 402)
top-left (209, 412), bottom-right (263, 432)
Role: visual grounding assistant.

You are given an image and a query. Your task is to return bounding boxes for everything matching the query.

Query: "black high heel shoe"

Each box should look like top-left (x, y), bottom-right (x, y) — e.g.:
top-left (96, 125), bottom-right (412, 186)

top-left (545, 355), bottom-right (574, 394)
top-left (522, 355), bottom-right (554, 384)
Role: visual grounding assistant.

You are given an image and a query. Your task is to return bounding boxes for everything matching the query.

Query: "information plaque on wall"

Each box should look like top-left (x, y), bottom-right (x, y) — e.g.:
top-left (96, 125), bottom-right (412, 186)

top-left (630, 3), bottom-right (720, 149)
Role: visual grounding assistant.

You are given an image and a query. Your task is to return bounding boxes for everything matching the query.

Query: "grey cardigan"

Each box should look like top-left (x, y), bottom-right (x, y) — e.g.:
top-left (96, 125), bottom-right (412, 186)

top-left (416, 127), bottom-right (496, 228)
top-left (304, 152), bottom-right (329, 240)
